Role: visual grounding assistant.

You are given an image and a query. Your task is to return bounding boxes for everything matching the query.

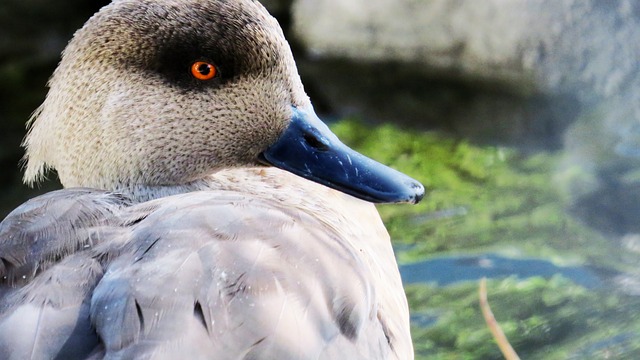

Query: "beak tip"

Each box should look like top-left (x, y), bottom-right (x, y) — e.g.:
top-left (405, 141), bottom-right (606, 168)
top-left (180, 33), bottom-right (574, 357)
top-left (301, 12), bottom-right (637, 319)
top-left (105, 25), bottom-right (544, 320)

top-left (411, 182), bottom-right (426, 204)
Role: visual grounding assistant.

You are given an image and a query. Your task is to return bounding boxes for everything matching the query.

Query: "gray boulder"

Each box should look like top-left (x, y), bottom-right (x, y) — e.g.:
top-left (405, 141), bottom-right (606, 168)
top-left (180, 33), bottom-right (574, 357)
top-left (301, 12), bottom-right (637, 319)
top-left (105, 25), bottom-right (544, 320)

top-left (292, 0), bottom-right (640, 235)
top-left (293, 0), bottom-right (639, 99)
top-left (292, 0), bottom-right (640, 144)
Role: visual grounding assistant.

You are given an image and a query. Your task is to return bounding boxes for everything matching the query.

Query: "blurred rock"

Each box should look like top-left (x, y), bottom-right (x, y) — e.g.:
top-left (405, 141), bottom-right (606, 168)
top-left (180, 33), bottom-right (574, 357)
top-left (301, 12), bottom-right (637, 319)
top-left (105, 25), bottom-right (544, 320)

top-left (291, 0), bottom-right (640, 145)
top-left (293, 0), bottom-right (640, 98)
top-left (291, 0), bottom-right (640, 235)
top-left (293, 0), bottom-right (535, 86)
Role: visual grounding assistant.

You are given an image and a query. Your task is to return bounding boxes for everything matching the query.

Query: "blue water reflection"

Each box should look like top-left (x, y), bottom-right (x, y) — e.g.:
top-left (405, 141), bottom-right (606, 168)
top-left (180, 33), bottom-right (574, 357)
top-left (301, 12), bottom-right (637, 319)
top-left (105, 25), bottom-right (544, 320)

top-left (399, 254), bottom-right (602, 288)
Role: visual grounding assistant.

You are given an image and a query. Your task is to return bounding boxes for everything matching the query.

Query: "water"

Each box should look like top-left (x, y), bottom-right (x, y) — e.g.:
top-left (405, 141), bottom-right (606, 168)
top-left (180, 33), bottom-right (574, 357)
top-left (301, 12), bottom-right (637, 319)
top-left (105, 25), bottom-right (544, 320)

top-left (399, 253), bottom-right (602, 288)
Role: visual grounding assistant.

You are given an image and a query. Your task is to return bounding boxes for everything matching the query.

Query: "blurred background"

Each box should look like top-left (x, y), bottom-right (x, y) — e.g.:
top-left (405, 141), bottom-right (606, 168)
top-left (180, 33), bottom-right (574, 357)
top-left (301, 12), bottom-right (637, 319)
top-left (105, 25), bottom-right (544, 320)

top-left (2, 0), bottom-right (640, 358)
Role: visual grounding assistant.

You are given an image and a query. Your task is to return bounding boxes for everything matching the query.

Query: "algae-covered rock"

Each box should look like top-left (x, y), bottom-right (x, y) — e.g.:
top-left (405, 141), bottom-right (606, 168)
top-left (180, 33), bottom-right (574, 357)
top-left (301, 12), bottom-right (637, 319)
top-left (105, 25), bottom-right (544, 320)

top-left (331, 118), bottom-right (631, 271)
top-left (406, 277), bottom-right (640, 359)
top-left (330, 117), bottom-right (640, 358)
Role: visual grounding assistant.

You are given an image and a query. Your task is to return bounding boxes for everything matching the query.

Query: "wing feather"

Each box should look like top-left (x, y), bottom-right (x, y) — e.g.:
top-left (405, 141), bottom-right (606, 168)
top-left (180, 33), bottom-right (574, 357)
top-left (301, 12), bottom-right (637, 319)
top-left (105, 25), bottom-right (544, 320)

top-left (91, 192), bottom-right (391, 359)
top-left (1, 189), bottom-right (402, 359)
top-left (0, 189), bottom-right (130, 359)
top-left (0, 188), bottom-right (130, 286)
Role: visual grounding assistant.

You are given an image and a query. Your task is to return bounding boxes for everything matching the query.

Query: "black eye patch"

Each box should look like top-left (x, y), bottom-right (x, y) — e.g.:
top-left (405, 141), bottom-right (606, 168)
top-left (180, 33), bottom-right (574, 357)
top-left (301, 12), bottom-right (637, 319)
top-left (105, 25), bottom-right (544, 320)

top-left (150, 37), bottom-right (241, 89)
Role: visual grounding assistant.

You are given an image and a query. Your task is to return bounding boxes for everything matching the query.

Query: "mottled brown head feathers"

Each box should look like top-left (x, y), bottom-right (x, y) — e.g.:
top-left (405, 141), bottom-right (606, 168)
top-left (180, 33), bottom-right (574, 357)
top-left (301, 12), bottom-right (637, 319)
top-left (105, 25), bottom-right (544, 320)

top-left (23, 0), bottom-right (310, 198)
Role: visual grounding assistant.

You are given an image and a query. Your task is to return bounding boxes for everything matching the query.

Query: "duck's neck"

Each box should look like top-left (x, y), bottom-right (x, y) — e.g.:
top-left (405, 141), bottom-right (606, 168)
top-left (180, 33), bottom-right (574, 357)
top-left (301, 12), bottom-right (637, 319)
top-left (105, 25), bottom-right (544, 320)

top-left (117, 178), bottom-right (214, 203)
top-left (117, 167), bottom-right (374, 228)
top-left (116, 167), bottom-right (350, 208)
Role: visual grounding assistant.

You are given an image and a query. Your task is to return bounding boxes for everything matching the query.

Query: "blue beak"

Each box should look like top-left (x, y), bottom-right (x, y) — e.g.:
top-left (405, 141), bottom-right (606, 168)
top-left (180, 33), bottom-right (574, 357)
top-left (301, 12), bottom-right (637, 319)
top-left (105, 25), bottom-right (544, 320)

top-left (260, 107), bottom-right (425, 204)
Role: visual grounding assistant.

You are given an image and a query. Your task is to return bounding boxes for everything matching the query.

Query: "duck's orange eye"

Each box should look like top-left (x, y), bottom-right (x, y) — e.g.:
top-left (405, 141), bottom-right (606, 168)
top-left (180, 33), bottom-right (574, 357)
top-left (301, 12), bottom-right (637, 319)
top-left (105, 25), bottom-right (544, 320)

top-left (191, 61), bottom-right (217, 80)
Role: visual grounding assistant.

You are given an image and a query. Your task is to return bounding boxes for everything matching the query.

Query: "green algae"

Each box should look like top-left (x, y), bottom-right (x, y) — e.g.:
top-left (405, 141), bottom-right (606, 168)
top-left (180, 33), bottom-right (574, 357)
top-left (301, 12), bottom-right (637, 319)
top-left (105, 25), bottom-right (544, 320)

top-left (331, 119), bottom-right (627, 270)
top-left (330, 118), bottom-right (640, 359)
top-left (406, 277), bottom-right (640, 359)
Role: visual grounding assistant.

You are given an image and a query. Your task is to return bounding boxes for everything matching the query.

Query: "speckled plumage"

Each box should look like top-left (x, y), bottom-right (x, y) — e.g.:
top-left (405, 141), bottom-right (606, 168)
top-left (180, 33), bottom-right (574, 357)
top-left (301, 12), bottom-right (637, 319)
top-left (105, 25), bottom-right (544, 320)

top-left (1, 0), bottom-right (414, 359)
top-left (24, 0), bottom-right (306, 195)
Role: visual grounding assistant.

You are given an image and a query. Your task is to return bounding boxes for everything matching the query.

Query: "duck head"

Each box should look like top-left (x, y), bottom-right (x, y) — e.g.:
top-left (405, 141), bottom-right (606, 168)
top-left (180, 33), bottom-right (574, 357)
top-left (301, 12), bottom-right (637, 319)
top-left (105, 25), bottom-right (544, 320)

top-left (23, 0), bottom-right (424, 204)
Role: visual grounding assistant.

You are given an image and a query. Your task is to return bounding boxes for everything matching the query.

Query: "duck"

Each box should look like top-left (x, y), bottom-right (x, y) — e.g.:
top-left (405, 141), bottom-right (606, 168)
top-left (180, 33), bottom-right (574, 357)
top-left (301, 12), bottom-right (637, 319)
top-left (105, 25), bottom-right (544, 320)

top-left (0, 0), bottom-right (424, 359)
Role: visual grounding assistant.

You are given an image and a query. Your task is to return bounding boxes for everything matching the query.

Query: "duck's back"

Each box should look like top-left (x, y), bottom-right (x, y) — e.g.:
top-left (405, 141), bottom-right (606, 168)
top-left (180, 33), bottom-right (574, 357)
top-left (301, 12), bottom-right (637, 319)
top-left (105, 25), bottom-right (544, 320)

top-left (0, 170), bottom-right (411, 360)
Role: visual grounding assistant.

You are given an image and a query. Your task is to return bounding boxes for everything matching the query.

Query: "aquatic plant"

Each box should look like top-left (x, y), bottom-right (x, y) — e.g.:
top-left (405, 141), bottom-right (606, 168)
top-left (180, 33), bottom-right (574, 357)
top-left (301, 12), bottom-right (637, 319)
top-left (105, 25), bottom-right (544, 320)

top-left (331, 119), bottom-right (627, 270)
top-left (331, 119), bottom-right (640, 359)
top-left (406, 276), bottom-right (640, 359)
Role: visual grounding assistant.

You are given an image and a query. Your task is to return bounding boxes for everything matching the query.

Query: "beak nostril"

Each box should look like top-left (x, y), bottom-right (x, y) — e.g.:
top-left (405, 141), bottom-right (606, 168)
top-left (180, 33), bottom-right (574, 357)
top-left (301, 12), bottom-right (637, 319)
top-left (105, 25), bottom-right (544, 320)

top-left (303, 132), bottom-right (330, 152)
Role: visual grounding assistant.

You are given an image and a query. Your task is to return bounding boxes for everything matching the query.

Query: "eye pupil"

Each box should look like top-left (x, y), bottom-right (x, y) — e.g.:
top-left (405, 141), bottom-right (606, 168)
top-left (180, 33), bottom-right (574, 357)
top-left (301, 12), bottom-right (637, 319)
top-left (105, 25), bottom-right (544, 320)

top-left (191, 61), bottom-right (217, 80)
top-left (198, 64), bottom-right (211, 75)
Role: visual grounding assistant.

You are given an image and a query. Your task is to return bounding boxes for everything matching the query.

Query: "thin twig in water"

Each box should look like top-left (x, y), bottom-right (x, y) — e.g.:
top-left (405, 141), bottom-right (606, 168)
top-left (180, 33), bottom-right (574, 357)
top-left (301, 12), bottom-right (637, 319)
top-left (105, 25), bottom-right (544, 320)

top-left (479, 278), bottom-right (521, 360)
